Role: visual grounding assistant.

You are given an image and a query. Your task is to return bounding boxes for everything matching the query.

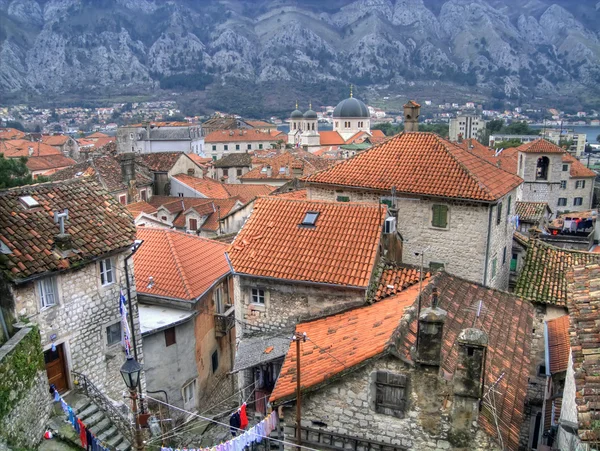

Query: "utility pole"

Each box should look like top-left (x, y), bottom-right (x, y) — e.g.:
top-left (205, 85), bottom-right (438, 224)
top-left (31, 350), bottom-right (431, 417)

top-left (292, 332), bottom-right (306, 450)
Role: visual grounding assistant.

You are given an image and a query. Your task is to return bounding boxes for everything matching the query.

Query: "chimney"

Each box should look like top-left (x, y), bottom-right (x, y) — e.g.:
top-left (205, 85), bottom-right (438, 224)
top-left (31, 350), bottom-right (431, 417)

top-left (403, 100), bottom-right (420, 132)
top-left (119, 152), bottom-right (136, 197)
top-left (142, 121), bottom-right (151, 140)
top-left (28, 146), bottom-right (34, 157)
top-left (416, 288), bottom-right (447, 366)
top-left (457, 133), bottom-right (463, 144)
top-left (451, 327), bottom-right (488, 432)
top-left (292, 166), bottom-right (303, 178)
top-left (266, 165), bottom-right (272, 177)
top-left (53, 209), bottom-right (72, 251)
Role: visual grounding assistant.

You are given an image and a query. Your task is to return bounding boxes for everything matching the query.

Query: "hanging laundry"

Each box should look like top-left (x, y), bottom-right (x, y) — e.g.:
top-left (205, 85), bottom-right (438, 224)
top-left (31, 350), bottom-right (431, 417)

top-left (229, 411), bottom-right (241, 437)
top-left (78, 419), bottom-right (87, 448)
top-left (239, 403), bottom-right (248, 429)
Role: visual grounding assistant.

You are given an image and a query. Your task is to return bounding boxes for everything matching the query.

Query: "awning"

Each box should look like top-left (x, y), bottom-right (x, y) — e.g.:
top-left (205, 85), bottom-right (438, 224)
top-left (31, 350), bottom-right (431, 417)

top-left (138, 303), bottom-right (195, 336)
top-left (232, 334), bottom-right (291, 373)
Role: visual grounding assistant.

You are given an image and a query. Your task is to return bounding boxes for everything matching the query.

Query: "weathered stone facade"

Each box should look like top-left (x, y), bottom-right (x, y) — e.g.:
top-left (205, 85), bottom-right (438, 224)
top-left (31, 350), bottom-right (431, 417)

top-left (280, 355), bottom-right (502, 451)
top-left (10, 252), bottom-right (144, 402)
top-left (0, 327), bottom-right (52, 449)
top-left (307, 185), bottom-right (516, 290)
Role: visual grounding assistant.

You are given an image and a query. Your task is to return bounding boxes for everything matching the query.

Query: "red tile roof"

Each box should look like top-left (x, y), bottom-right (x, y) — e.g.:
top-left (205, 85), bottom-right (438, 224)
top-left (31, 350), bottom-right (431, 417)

top-left (0, 128), bottom-right (26, 140)
top-left (566, 264), bottom-right (600, 443)
top-left (271, 272), bottom-right (533, 451)
top-left (134, 228), bottom-right (229, 300)
top-left (516, 138), bottom-right (564, 154)
top-left (201, 198), bottom-right (241, 231)
top-left (514, 201), bottom-right (551, 223)
top-left (126, 201), bottom-right (158, 217)
top-left (270, 282), bottom-right (423, 403)
top-left (375, 265), bottom-right (429, 301)
top-left (228, 197), bottom-right (386, 288)
top-left (306, 132), bottom-right (522, 202)
top-left (25, 155), bottom-right (77, 172)
top-left (562, 153), bottom-right (596, 178)
top-left (205, 129), bottom-right (283, 143)
top-left (546, 315), bottom-right (570, 374)
top-left (136, 152), bottom-right (185, 172)
top-left (0, 178), bottom-right (136, 282)
top-left (41, 135), bottom-right (70, 146)
top-left (173, 174), bottom-right (275, 203)
top-left (1, 139), bottom-right (62, 157)
top-left (87, 132), bottom-right (110, 139)
top-left (222, 184), bottom-right (276, 203)
top-left (187, 154), bottom-right (213, 167)
top-left (273, 189), bottom-right (308, 200)
top-left (458, 139), bottom-right (519, 174)
top-left (318, 131), bottom-right (346, 146)
top-left (241, 151), bottom-right (334, 181)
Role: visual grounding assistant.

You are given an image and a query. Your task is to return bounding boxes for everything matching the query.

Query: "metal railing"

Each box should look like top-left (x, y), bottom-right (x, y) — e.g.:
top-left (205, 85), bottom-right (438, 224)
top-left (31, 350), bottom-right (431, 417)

top-left (289, 426), bottom-right (409, 451)
top-left (72, 371), bottom-right (133, 442)
top-left (214, 305), bottom-right (235, 337)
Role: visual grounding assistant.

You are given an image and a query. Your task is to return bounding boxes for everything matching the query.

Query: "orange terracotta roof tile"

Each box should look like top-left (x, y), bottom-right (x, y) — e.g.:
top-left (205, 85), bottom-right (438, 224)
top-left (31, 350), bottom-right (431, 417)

top-left (205, 129), bottom-right (282, 143)
top-left (126, 201), bottom-right (158, 217)
top-left (566, 264), bottom-right (600, 443)
top-left (272, 189), bottom-right (307, 200)
top-left (223, 184), bottom-right (276, 204)
top-left (270, 282), bottom-right (423, 403)
top-left (318, 131), bottom-right (346, 146)
top-left (201, 198), bottom-right (241, 231)
top-left (87, 132), bottom-right (110, 139)
top-left (241, 151), bottom-right (334, 181)
top-left (134, 227), bottom-right (230, 300)
top-left (306, 132), bottom-right (522, 202)
top-left (375, 265), bottom-right (430, 301)
top-left (0, 178), bottom-right (136, 281)
top-left (187, 154), bottom-right (213, 167)
top-left (136, 152), bottom-right (185, 172)
top-left (515, 201), bottom-right (551, 223)
top-left (546, 315), bottom-right (570, 374)
top-left (25, 155), bottom-right (77, 172)
top-left (516, 138), bottom-right (564, 154)
top-left (0, 128), bottom-right (26, 140)
top-left (562, 153), bottom-right (596, 178)
top-left (1, 139), bottom-right (62, 157)
top-left (458, 139), bottom-right (519, 174)
top-left (228, 197), bottom-right (386, 287)
top-left (173, 174), bottom-right (231, 198)
top-left (41, 135), bottom-right (70, 146)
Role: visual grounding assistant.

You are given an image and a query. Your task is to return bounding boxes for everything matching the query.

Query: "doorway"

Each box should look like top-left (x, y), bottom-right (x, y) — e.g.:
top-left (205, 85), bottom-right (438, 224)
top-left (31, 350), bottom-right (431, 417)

top-left (44, 343), bottom-right (68, 392)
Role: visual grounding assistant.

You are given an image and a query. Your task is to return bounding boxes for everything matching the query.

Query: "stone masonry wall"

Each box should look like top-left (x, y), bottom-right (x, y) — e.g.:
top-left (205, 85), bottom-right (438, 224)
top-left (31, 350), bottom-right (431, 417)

top-left (557, 177), bottom-right (594, 214)
top-left (280, 355), bottom-right (502, 451)
top-left (234, 275), bottom-right (366, 341)
top-left (0, 327), bottom-right (52, 449)
top-left (11, 252), bottom-right (145, 402)
top-left (517, 151), bottom-right (563, 210)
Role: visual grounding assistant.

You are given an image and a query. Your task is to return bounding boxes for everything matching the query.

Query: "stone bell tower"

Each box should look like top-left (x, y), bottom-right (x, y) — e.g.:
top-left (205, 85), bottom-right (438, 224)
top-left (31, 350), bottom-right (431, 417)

top-left (404, 100), bottom-right (421, 132)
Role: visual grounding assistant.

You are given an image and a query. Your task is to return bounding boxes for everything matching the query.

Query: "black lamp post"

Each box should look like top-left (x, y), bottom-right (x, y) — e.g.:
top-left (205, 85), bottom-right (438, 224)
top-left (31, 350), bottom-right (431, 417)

top-left (120, 356), bottom-right (144, 451)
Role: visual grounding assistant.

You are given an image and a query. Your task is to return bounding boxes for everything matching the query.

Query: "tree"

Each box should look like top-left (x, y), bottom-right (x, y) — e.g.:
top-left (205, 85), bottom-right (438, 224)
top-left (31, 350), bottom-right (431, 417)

top-left (486, 119), bottom-right (504, 134)
top-left (0, 155), bottom-right (47, 189)
top-left (5, 121), bottom-right (25, 131)
top-left (492, 139), bottom-right (523, 150)
top-left (596, 134), bottom-right (600, 143)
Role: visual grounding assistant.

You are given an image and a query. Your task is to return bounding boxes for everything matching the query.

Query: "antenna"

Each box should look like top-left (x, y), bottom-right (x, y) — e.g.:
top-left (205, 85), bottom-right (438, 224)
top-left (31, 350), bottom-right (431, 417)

top-left (350, 84), bottom-right (353, 98)
top-left (295, 100), bottom-right (298, 110)
top-left (465, 300), bottom-right (488, 328)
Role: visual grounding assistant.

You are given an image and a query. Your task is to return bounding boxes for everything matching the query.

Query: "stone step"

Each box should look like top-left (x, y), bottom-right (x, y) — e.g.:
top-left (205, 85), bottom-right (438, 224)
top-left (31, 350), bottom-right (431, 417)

top-left (106, 433), bottom-right (125, 449)
top-left (89, 417), bottom-right (112, 436)
top-left (98, 425), bottom-right (118, 442)
top-left (72, 397), bottom-right (92, 415)
top-left (84, 411), bottom-right (106, 429)
top-left (79, 404), bottom-right (99, 420)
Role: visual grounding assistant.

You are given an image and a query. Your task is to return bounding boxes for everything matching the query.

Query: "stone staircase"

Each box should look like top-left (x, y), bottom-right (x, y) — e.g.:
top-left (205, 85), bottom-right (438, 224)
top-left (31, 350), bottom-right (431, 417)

top-left (71, 396), bottom-right (132, 451)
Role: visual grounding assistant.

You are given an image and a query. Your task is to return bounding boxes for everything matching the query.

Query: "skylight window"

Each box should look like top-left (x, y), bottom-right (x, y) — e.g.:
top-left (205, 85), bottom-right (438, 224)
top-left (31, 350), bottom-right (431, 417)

top-left (301, 211), bottom-right (319, 226)
top-left (261, 167), bottom-right (268, 173)
top-left (279, 167), bottom-right (286, 174)
top-left (19, 196), bottom-right (39, 208)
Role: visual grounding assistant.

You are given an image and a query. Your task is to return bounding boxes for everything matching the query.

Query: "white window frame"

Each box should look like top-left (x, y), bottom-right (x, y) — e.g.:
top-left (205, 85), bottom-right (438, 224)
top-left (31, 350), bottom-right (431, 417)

top-left (182, 379), bottom-right (196, 404)
top-left (251, 288), bottom-right (265, 304)
top-left (99, 258), bottom-right (115, 286)
top-left (105, 320), bottom-right (122, 348)
top-left (38, 277), bottom-right (58, 309)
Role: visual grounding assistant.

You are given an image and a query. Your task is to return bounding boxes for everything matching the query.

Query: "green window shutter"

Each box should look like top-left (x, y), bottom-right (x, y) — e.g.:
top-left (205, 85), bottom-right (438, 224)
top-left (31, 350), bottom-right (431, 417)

top-left (492, 258), bottom-right (497, 278)
top-left (337, 196), bottom-right (350, 202)
top-left (432, 205), bottom-right (448, 228)
top-left (381, 199), bottom-right (392, 207)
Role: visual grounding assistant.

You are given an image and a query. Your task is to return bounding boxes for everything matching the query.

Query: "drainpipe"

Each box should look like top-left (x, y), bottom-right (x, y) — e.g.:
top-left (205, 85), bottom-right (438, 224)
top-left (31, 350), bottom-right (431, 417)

top-left (124, 240), bottom-right (144, 361)
top-left (483, 205), bottom-right (493, 287)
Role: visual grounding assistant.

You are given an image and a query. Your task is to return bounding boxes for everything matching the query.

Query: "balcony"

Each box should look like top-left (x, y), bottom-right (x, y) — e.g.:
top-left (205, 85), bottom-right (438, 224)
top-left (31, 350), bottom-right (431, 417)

top-left (214, 305), bottom-right (235, 337)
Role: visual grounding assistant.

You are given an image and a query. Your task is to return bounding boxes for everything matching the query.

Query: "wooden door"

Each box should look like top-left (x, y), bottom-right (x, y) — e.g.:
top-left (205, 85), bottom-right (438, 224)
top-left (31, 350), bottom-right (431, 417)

top-left (44, 344), bottom-right (68, 392)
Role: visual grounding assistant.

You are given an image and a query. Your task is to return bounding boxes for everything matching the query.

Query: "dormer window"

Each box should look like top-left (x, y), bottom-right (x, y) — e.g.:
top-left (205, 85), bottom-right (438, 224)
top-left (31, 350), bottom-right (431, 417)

top-left (301, 211), bottom-right (319, 226)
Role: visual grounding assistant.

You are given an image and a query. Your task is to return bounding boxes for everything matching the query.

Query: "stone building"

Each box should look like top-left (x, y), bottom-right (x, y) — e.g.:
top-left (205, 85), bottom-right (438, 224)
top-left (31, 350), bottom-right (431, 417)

top-left (136, 151), bottom-right (206, 196)
top-left (514, 201), bottom-right (552, 235)
top-left (305, 132), bottom-right (523, 290)
top-left (41, 134), bottom-right (80, 160)
top-left (133, 228), bottom-right (236, 410)
top-left (0, 178), bottom-right (143, 402)
top-left (205, 129), bottom-right (285, 160)
top-left (0, 139), bottom-right (77, 179)
top-left (227, 196), bottom-right (397, 410)
top-left (270, 272), bottom-right (537, 451)
top-left (213, 152), bottom-right (252, 183)
top-left (117, 121), bottom-right (204, 155)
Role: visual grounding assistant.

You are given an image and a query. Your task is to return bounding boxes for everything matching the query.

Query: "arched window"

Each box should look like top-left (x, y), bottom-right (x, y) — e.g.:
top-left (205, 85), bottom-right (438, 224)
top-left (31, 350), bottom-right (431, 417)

top-left (312, 123), bottom-right (315, 131)
top-left (406, 115), bottom-right (412, 120)
top-left (536, 157), bottom-right (549, 180)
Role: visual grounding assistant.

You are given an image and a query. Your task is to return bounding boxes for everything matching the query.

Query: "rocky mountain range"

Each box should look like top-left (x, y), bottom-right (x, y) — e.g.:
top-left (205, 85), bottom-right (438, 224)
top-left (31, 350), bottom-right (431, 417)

top-left (1, 0), bottom-right (600, 112)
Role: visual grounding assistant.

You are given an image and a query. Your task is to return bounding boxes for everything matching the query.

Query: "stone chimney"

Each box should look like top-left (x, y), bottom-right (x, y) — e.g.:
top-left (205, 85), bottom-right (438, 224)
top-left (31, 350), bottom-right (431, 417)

top-left (28, 146), bottom-right (34, 157)
top-left (416, 288), bottom-right (447, 366)
top-left (266, 165), bottom-right (272, 177)
top-left (451, 327), bottom-right (488, 432)
top-left (292, 165), bottom-right (303, 178)
top-left (403, 100), bottom-right (420, 132)
top-left (119, 152), bottom-right (136, 186)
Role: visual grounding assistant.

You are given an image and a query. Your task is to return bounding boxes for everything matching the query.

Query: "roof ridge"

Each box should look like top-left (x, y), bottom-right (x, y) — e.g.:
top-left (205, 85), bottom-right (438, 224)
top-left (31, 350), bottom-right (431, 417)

top-left (163, 229), bottom-right (194, 299)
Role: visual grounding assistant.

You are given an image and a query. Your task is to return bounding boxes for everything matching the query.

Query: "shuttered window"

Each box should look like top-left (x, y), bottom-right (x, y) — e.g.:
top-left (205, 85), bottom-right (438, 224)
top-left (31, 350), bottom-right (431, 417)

top-left (374, 370), bottom-right (407, 418)
top-left (431, 204), bottom-right (448, 228)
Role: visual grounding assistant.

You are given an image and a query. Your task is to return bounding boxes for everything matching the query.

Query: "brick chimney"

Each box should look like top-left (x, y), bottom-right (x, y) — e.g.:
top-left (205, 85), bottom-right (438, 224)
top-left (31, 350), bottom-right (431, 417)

top-left (416, 288), bottom-right (447, 366)
top-left (403, 100), bottom-right (420, 132)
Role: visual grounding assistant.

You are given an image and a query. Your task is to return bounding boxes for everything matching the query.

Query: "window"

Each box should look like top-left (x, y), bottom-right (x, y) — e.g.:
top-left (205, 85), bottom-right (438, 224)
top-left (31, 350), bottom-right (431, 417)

top-left (119, 194), bottom-right (127, 205)
top-left (251, 288), bottom-right (265, 304)
top-left (182, 379), bottom-right (196, 404)
top-left (259, 144), bottom-right (263, 150)
top-left (99, 258), bottom-right (115, 286)
top-left (337, 195), bottom-right (350, 202)
top-left (536, 157), bottom-right (549, 180)
top-left (211, 350), bottom-right (219, 373)
top-left (164, 327), bottom-right (176, 347)
top-left (576, 180), bottom-right (586, 189)
top-left (502, 246), bottom-right (507, 265)
top-left (431, 204), bottom-right (448, 228)
top-left (189, 218), bottom-right (198, 231)
top-left (430, 262), bottom-right (445, 271)
top-left (557, 198), bottom-right (567, 206)
top-left (560, 180), bottom-right (567, 189)
top-left (178, 192), bottom-right (184, 197)
top-left (510, 253), bottom-right (518, 272)
top-left (106, 322), bottom-right (122, 347)
top-left (236, 144), bottom-right (240, 150)
top-left (301, 211), bottom-right (319, 226)
top-left (574, 197), bottom-right (583, 206)
top-left (223, 169), bottom-right (229, 177)
top-left (38, 277), bottom-right (58, 309)
top-left (237, 169), bottom-right (243, 177)
top-left (212, 145), bottom-right (216, 151)
top-left (491, 257), bottom-right (497, 279)
top-left (562, 164), bottom-right (569, 171)
top-left (140, 189), bottom-right (147, 201)
top-left (496, 202), bottom-right (502, 225)
top-left (224, 145), bottom-right (228, 151)
top-left (247, 144), bottom-right (252, 150)
top-left (506, 196), bottom-right (511, 218)
top-left (373, 370), bottom-right (407, 418)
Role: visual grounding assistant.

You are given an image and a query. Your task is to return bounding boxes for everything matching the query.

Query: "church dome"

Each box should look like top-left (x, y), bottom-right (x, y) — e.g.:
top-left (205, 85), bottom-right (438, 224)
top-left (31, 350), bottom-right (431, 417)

top-left (303, 109), bottom-right (317, 119)
top-left (333, 97), bottom-right (369, 119)
top-left (291, 109), bottom-right (303, 119)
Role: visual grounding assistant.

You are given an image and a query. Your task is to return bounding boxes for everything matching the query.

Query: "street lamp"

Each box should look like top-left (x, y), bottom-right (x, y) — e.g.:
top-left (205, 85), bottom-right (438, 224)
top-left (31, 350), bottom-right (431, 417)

top-left (120, 356), bottom-right (144, 451)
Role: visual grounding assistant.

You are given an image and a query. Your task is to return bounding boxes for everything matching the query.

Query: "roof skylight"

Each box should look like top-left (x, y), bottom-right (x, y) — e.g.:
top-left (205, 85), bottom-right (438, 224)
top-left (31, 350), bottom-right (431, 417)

top-left (301, 211), bottom-right (319, 226)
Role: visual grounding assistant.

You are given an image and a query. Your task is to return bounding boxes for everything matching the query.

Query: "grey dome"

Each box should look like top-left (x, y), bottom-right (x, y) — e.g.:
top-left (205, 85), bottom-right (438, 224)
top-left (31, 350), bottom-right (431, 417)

top-left (291, 109), bottom-right (303, 119)
top-left (303, 109), bottom-right (317, 119)
top-left (332, 97), bottom-right (369, 118)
